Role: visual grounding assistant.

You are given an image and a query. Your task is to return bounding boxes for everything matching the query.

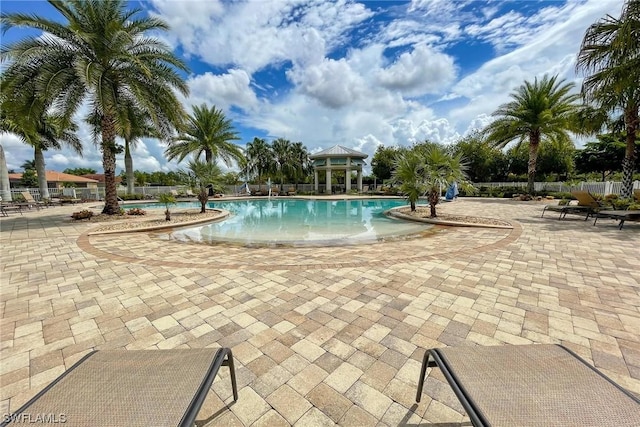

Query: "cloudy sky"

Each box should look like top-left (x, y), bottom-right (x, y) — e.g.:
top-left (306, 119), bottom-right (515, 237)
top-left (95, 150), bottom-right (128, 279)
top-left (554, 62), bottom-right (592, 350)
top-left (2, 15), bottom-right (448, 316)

top-left (0, 0), bottom-right (624, 174)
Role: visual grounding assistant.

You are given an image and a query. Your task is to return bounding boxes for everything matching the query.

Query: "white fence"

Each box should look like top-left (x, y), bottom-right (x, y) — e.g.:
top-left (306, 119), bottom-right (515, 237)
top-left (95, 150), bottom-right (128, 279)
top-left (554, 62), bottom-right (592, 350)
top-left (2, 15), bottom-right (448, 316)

top-left (9, 180), bottom-right (640, 202)
top-left (474, 181), bottom-right (640, 195)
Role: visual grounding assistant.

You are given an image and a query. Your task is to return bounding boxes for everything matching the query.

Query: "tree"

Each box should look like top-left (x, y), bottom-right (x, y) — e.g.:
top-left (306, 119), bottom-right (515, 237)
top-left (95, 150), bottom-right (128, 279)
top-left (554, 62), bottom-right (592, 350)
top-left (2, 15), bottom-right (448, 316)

top-left (245, 137), bottom-right (274, 191)
top-left (64, 168), bottom-right (97, 176)
top-left (20, 169), bottom-right (38, 187)
top-left (272, 138), bottom-right (293, 190)
top-left (452, 133), bottom-right (509, 182)
top-left (157, 193), bottom-right (176, 221)
top-left (577, 0), bottom-right (640, 198)
top-left (575, 133), bottom-right (635, 181)
top-left (391, 150), bottom-right (426, 211)
top-left (483, 74), bottom-right (582, 194)
top-left (290, 142), bottom-right (311, 189)
top-left (20, 160), bottom-right (35, 171)
top-left (165, 104), bottom-right (242, 167)
top-left (392, 145), bottom-right (470, 216)
top-left (182, 159), bottom-right (222, 213)
top-left (421, 146), bottom-right (471, 217)
top-left (2, 0), bottom-right (189, 214)
top-left (0, 145), bottom-right (10, 201)
top-left (1, 94), bottom-right (81, 200)
top-left (371, 145), bottom-right (399, 182)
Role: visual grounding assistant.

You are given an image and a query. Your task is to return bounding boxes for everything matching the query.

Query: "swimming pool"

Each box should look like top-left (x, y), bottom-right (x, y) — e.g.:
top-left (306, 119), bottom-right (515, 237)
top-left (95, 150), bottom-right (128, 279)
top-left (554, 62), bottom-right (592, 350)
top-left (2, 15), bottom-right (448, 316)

top-left (133, 198), bottom-right (432, 246)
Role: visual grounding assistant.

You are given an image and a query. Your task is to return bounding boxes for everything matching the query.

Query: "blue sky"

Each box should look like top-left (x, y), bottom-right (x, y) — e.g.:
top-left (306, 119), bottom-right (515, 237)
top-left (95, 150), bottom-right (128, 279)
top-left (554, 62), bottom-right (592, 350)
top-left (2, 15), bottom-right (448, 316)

top-left (0, 0), bottom-right (624, 174)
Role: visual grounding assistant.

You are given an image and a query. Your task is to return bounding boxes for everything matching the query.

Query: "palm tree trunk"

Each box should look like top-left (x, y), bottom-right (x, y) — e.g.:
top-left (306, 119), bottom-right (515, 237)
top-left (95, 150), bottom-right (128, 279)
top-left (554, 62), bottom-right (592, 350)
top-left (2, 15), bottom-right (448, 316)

top-left (621, 106), bottom-right (638, 198)
top-left (101, 115), bottom-right (120, 215)
top-left (0, 145), bottom-right (12, 202)
top-left (527, 132), bottom-right (540, 194)
top-left (205, 149), bottom-right (212, 164)
top-left (428, 190), bottom-right (439, 217)
top-left (125, 140), bottom-right (134, 195)
top-left (34, 146), bottom-right (50, 200)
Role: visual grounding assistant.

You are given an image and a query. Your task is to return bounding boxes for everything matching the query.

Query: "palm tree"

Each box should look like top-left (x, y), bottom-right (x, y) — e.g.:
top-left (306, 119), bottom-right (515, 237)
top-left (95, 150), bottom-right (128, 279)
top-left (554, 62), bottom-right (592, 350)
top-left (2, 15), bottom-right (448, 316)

top-left (165, 104), bottom-right (242, 167)
top-left (291, 142), bottom-right (311, 189)
top-left (1, 96), bottom-right (81, 200)
top-left (483, 74), bottom-right (582, 194)
top-left (392, 150), bottom-right (427, 211)
top-left (87, 102), bottom-right (159, 195)
top-left (182, 159), bottom-right (223, 213)
top-left (2, 0), bottom-right (189, 214)
top-left (577, 0), bottom-right (640, 198)
top-left (245, 137), bottom-right (274, 192)
top-left (0, 145), bottom-right (11, 201)
top-left (272, 138), bottom-right (293, 190)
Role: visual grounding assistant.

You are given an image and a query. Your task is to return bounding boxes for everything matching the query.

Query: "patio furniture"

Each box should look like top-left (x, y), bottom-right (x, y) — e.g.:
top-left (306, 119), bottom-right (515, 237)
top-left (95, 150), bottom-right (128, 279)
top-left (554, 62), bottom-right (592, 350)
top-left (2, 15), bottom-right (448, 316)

top-left (416, 344), bottom-right (640, 427)
top-left (20, 191), bottom-right (46, 209)
top-left (1, 348), bottom-right (238, 427)
top-left (541, 190), bottom-right (604, 220)
top-left (593, 209), bottom-right (640, 229)
top-left (287, 187), bottom-right (297, 196)
top-left (1, 202), bottom-right (23, 216)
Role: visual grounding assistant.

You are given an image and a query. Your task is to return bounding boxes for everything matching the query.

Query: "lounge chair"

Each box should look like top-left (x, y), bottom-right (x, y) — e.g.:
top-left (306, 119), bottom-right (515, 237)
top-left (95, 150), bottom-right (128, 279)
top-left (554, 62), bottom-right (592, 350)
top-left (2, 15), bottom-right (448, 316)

top-left (20, 192), bottom-right (46, 210)
top-left (1, 202), bottom-right (23, 216)
top-left (360, 185), bottom-right (369, 194)
top-left (634, 189), bottom-right (640, 202)
top-left (1, 348), bottom-right (238, 427)
top-left (185, 189), bottom-right (196, 197)
top-left (270, 186), bottom-right (280, 196)
top-left (593, 209), bottom-right (640, 229)
top-left (287, 187), bottom-right (296, 196)
top-left (416, 344), bottom-right (640, 427)
top-left (541, 190), bottom-right (604, 220)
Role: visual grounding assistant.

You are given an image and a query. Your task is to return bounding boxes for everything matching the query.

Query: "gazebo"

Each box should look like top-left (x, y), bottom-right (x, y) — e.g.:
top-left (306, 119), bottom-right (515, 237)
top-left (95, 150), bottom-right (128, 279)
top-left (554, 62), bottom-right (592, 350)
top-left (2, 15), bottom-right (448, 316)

top-left (310, 145), bottom-right (368, 193)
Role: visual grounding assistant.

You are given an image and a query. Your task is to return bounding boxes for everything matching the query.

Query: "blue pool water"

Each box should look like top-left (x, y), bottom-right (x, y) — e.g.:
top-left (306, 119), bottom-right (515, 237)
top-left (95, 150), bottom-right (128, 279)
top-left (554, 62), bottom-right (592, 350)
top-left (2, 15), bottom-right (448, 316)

top-left (127, 199), bottom-right (431, 246)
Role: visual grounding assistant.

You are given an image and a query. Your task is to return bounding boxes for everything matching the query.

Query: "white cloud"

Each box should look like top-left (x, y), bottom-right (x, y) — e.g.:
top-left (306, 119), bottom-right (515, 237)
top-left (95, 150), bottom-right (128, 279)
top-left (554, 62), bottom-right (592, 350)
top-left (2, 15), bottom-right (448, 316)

top-left (376, 44), bottom-right (457, 96)
top-left (185, 70), bottom-right (259, 111)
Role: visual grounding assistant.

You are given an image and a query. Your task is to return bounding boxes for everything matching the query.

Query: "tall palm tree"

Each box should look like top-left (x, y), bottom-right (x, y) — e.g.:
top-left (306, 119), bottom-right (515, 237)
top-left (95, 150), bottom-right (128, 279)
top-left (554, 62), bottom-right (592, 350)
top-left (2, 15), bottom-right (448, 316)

top-left (0, 144), bottom-right (10, 201)
top-left (87, 101), bottom-right (159, 195)
top-left (272, 137), bottom-right (293, 190)
top-left (2, 0), bottom-right (189, 214)
top-left (1, 95), bottom-right (81, 200)
top-left (165, 104), bottom-right (242, 166)
top-left (245, 137), bottom-right (274, 192)
top-left (291, 141), bottom-right (310, 189)
top-left (577, 0), bottom-right (640, 198)
top-left (483, 75), bottom-right (582, 195)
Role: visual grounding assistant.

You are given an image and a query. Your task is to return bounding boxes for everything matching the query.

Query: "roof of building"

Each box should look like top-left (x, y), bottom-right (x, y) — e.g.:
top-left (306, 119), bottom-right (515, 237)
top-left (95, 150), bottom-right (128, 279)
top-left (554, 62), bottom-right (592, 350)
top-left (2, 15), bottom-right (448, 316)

top-left (8, 171), bottom-right (99, 183)
top-left (309, 145), bottom-right (368, 159)
top-left (81, 174), bottom-right (122, 183)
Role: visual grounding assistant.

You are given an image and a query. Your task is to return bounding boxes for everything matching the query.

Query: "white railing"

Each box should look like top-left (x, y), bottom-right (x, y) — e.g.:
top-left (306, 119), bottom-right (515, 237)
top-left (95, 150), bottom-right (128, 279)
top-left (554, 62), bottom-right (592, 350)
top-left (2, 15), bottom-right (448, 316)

top-left (474, 181), bottom-right (640, 195)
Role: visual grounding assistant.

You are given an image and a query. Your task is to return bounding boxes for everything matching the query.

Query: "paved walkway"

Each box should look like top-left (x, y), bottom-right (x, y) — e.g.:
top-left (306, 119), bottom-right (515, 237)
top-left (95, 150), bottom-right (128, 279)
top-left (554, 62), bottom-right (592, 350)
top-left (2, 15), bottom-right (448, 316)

top-left (1, 198), bottom-right (639, 426)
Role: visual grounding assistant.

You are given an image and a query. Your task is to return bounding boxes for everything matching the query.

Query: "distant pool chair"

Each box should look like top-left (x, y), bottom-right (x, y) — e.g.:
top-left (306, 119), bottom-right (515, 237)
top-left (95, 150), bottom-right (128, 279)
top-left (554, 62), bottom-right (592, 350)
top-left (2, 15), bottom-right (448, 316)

top-left (1, 348), bottom-right (238, 427)
top-left (416, 344), bottom-right (640, 427)
top-left (541, 190), bottom-right (604, 220)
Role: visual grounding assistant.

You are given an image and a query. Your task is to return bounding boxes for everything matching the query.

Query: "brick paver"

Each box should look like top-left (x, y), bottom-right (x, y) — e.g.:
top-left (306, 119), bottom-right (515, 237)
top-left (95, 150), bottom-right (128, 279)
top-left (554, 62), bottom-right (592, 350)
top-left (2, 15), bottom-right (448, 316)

top-left (1, 198), bottom-right (639, 425)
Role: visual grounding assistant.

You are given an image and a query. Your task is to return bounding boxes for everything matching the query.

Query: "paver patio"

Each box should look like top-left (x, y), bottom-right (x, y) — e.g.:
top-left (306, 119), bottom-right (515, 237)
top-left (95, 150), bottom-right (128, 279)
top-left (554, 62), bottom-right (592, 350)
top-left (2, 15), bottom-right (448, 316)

top-left (1, 198), bottom-right (639, 426)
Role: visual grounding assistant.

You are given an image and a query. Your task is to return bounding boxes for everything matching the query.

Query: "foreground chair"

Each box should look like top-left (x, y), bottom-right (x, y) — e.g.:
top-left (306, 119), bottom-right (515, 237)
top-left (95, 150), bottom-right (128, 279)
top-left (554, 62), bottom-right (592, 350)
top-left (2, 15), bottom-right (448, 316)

top-left (416, 344), bottom-right (640, 426)
top-left (541, 190), bottom-right (603, 220)
top-left (1, 348), bottom-right (237, 427)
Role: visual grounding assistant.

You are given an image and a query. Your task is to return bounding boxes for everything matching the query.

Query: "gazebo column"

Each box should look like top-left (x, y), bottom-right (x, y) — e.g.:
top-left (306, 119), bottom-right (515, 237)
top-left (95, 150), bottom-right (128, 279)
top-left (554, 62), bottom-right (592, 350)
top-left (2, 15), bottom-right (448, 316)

top-left (325, 169), bottom-right (332, 194)
top-left (357, 170), bottom-right (362, 191)
top-left (314, 170), bottom-right (319, 192)
top-left (345, 169), bottom-right (351, 191)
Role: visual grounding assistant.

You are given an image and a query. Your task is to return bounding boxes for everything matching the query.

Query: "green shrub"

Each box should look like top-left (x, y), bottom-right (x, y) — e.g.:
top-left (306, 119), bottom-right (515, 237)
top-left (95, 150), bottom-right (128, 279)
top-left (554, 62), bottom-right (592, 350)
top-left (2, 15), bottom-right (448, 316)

top-left (120, 194), bottom-right (145, 200)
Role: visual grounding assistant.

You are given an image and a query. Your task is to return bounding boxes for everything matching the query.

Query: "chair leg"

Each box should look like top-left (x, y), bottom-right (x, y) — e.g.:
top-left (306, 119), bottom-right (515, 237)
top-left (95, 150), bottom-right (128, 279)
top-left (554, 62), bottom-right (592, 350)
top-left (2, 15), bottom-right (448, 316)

top-left (222, 350), bottom-right (238, 402)
top-left (416, 350), bottom-right (436, 403)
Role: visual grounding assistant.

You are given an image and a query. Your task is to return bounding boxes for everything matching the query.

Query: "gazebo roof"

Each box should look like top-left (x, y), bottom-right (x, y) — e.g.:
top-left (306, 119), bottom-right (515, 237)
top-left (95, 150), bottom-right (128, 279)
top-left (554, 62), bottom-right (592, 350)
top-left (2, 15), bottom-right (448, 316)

top-left (309, 145), bottom-right (368, 159)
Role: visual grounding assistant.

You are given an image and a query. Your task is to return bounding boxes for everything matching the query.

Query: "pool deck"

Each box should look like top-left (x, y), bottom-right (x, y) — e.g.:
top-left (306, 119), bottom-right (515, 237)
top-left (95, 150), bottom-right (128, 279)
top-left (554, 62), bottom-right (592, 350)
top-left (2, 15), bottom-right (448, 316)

top-left (1, 197), bottom-right (639, 425)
